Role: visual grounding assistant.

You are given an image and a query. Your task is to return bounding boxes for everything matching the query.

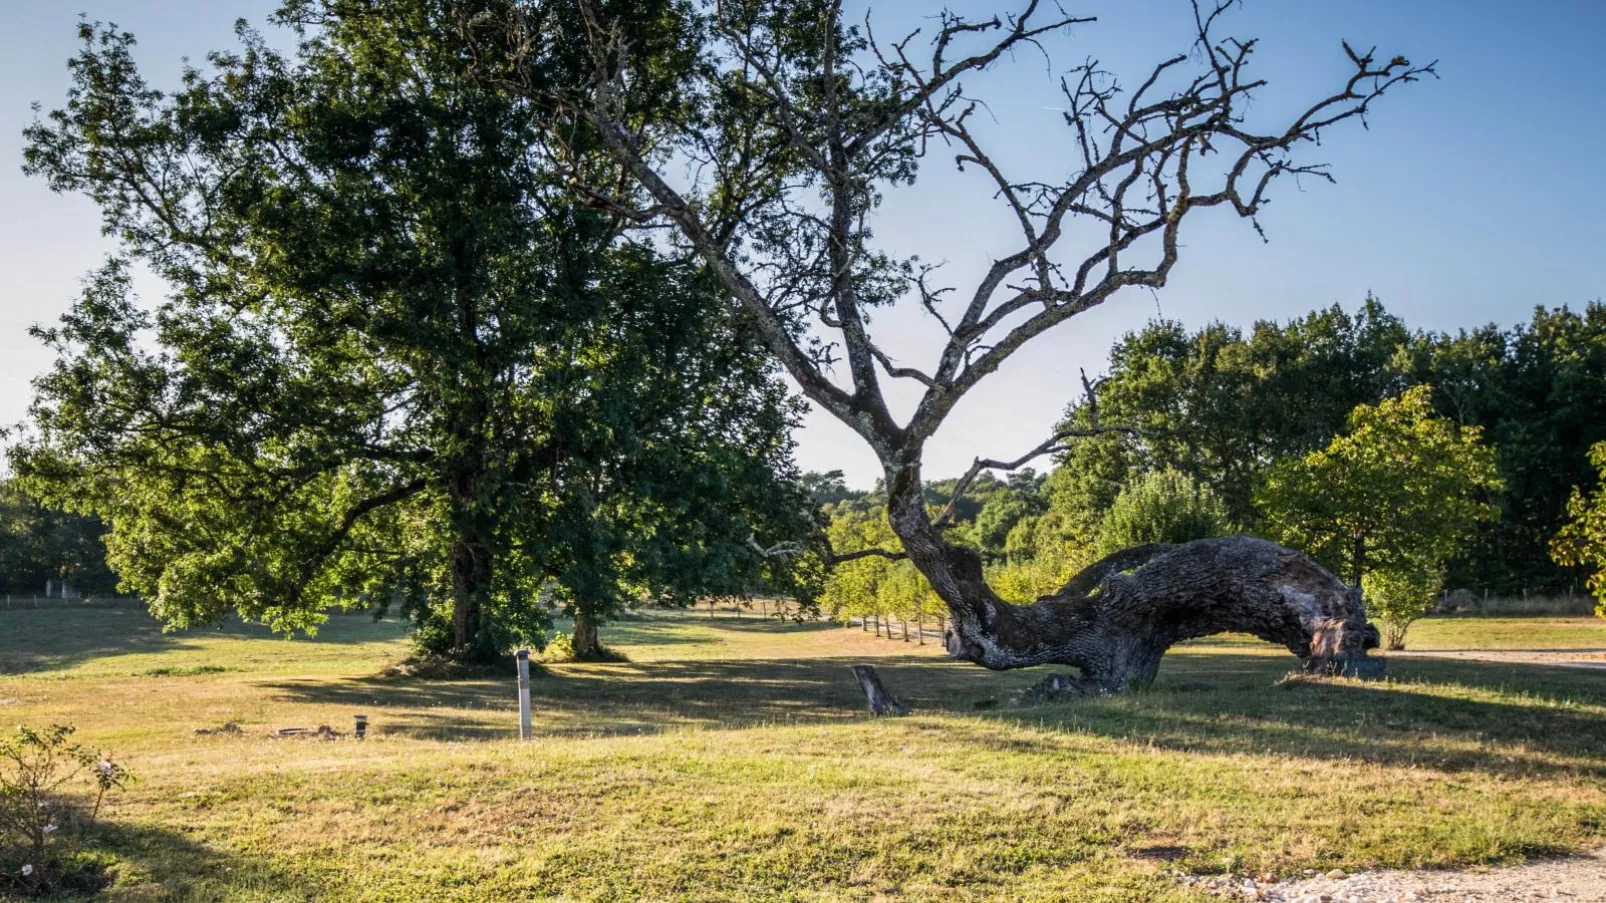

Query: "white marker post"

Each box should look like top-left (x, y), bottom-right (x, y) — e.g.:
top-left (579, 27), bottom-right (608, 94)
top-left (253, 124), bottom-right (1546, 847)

top-left (514, 648), bottom-right (532, 741)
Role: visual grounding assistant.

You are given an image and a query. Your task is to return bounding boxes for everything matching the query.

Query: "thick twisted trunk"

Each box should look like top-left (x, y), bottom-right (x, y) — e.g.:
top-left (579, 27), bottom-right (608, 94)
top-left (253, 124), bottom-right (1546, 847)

top-left (884, 464), bottom-right (1381, 692)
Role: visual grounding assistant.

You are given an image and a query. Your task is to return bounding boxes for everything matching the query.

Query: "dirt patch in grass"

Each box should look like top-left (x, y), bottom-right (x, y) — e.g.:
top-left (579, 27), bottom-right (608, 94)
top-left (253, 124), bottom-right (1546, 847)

top-left (1390, 648), bottom-right (1606, 670)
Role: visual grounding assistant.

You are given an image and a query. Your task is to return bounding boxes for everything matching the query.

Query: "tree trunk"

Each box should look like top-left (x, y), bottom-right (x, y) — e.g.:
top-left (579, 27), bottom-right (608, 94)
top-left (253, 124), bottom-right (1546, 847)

top-left (901, 618), bottom-right (909, 642)
top-left (448, 533), bottom-right (495, 663)
top-left (850, 665), bottom-right (909, 715)
top-left (572, 606), bottom-right (602, 661)
top-left (1351, 533), bottom-right (1366, 593)
top-left (444, 455), bottom-right (499, 664)
top-left (916, 607), bottom-right (925, 645)
top-left (883, 463), bottom-right (1382, 692)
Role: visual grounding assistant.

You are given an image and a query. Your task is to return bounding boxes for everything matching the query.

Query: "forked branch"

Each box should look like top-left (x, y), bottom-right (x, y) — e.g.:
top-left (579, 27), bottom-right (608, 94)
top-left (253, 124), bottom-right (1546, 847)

top-left (490, 0), bottom-right (1432, 459)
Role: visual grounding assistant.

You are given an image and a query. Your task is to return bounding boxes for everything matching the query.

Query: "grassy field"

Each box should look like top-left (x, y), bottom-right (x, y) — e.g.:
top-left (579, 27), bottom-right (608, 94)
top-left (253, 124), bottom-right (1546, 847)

top-left (1, 609), bottom-right (1604, 902)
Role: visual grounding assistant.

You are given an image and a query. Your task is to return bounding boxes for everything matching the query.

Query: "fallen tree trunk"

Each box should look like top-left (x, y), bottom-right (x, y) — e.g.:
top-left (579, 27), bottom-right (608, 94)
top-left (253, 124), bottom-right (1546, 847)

top-left (883, 472), bottom-right (1380, 692)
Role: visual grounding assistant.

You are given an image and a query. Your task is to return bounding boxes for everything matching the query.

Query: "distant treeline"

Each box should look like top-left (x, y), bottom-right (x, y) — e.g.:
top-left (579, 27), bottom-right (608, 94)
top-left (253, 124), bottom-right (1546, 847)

top-left (817, 297), bottom-right (1606, 596)
top-left (0, 481), bottom-right (116, 596)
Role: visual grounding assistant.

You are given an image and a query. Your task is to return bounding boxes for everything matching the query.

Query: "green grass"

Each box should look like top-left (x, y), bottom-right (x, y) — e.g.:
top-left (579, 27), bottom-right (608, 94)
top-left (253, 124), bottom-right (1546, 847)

top-left (1, 609), bottom-right (1604, 901)
top-left (1396, 615), bottom-right (1606, 650)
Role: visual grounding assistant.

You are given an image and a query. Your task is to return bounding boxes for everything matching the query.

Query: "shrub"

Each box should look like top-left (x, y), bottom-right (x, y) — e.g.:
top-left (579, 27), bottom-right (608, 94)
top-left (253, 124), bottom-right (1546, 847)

top-left (0, 724), bottom-right (129, 897)
top-left (1363, 563), bottom-right (1445, 650)
top-left (540, 632), bottom-right (576, 663)
top-left (1096, 469), bottom-right (1231, 557)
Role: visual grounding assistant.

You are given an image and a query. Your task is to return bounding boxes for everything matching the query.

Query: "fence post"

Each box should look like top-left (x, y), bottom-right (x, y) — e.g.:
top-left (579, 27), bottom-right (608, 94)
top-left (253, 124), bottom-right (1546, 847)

top-left (514, 649), bottom-right (532, 741)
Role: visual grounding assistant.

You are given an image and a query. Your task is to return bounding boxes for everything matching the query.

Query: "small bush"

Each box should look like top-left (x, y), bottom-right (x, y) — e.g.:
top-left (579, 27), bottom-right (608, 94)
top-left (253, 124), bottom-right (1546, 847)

top-left (0, 724), bottom-right (130, 897)
top-left (1364, 563), bottom-right (1445, 650)
top-left (1096, 469), bottom-right (1231, 557)
top-left (540, 632), bottom-right (576, 663)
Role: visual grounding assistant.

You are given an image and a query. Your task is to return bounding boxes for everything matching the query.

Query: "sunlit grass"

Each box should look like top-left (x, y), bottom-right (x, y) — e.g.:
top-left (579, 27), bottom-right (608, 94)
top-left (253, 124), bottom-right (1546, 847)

top-left (1, 607), bottom-right (1603, 901)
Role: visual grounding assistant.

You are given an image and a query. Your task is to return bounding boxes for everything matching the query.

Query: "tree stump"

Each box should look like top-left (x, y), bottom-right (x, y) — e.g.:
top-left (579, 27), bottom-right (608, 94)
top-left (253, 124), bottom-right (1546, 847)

top-left (850, 665), bottom-right (910, 716)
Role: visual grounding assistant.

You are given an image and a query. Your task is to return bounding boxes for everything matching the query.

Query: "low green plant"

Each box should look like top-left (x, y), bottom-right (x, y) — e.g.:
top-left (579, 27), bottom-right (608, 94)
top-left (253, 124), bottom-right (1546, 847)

top-left (1096, 468), bottom-right (1231, 557)
top-left (1364, 562), bottom-right (1445, 650)
top-left (0, 723), bottom-right (129, 897)
top-left (540, 632), bottom-right (577, 663)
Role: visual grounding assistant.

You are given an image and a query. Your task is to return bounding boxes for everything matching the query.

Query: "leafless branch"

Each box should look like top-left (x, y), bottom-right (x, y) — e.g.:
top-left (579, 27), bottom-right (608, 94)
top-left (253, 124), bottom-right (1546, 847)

top-left (749, 534), bottom-right (908, 564)
top-left (463, 0), bottom-right (1430, 488)
top-left (932, 371), bottom-right (1140, 528)
top-left (832, 546), bottom-right (910, 563)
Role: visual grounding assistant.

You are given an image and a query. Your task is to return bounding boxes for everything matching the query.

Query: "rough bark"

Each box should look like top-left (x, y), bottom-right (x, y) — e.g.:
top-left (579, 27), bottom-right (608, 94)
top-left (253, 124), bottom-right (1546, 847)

top-left (571, 607), bottom-right (602, 661)
top-left (850, 665), bottom-right (910, 716)
top-left (886, 466), bottom-right (1381, 691)
top-left (445, 451), bottom-right (501, 663)
top-left (447, 531), bottom-right (494, 663)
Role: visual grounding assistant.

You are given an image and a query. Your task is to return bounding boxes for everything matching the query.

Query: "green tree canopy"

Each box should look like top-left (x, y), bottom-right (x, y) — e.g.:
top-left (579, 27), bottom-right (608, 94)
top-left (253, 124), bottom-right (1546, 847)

top-left (1053, 299), bottom-right (1411, 531)
top-left (1550, 441), bottom-right (1606, 618)
top-left (1258, 385), bottom-right (1501, 642)
top-left (13, 1), bottom-right (812, 661)
top-left (1095, 469), bottom-right (1231, 558)
top-left (1397, 304), bottom-right (1606, 592)
top-left (1051, 299), bottom-right (1606, 593)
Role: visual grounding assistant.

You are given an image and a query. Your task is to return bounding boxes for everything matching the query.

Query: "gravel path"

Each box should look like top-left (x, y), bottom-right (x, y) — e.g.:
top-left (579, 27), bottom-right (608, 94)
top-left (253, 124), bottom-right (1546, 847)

top-left (1181, 847), bottom-right (1606, 901)
top-left (1388, 649), bottom-right (1606, 670)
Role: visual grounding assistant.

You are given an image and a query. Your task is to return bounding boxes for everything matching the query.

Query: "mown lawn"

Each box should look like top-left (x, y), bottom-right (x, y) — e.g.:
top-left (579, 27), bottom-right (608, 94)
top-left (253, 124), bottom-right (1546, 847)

top-left (1, 608), bottom-right (1604, 901)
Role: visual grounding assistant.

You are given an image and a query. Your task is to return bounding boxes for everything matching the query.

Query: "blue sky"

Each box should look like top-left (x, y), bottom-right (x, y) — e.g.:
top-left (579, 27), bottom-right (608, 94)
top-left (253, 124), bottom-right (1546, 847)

top-left (3, 1), bottom-right (1603, 489)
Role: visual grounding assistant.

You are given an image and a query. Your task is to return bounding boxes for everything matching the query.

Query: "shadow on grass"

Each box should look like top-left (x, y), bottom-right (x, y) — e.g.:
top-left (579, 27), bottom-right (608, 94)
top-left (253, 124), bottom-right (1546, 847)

top-left (985, 654), bottom-right (1606, 779)
top-left (0, 609), bottom-right (195, 677)
top-left (0, 608), bottom-right (405, 676)
top-left (34, 820), bottom-right (323, 900)
top-left (261, 621), bottom-right (1606, 781)
top-left (262, 651), bottom-right (1008, 741)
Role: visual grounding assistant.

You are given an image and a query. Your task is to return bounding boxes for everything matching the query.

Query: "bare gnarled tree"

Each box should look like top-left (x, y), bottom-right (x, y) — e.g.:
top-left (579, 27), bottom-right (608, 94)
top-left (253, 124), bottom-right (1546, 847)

top-left (465, 0), bottom-right (1431, 690)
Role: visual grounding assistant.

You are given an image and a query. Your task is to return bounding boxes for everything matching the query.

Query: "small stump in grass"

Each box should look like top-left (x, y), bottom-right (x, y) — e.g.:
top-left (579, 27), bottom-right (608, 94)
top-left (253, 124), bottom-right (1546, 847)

top-left (850, 665), bottom-right (909, 716)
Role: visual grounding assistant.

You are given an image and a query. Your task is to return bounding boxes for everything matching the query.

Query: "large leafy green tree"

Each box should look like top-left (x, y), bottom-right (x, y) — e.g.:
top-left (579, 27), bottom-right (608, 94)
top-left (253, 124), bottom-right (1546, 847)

top-left (1054, 299), bottom-right (1412, 531)
top-left (1398, 305), bottom-right (1606, 593)
top-left (1550, 441), bottom-right (1606, 619)
top-left (14, 0), bottom-right (812, 661)
top-left (1051, 299), bottom-right (1606, 595)
top-left (1258, 386), bottom-right (1501, 644)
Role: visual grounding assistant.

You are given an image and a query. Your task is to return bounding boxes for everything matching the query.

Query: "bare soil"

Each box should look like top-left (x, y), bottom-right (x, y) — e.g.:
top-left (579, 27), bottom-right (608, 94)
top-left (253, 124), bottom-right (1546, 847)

top-left (1391, 648), bottom-right (1606, 670)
